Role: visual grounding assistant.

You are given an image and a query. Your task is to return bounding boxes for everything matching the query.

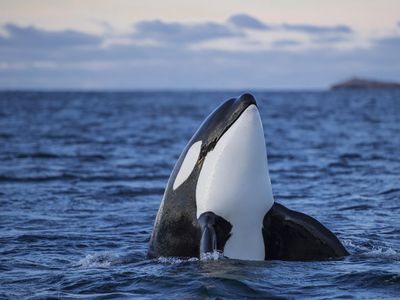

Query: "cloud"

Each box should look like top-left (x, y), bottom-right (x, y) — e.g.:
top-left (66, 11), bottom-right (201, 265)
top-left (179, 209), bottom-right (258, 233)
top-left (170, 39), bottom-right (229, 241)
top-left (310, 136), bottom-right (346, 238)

top-left (3, 44), bottom-right (398, 90)
top-left (311, 35), bottom-right (351, 44)
top-left (0, 17), bottom-right (399, 89)
top-left (370, 35), bottom-right (400, 60)
top-left (282, 23), bottom-right (352, 35)
top-left (374, 36), bottom-right (400, 48)
top-left (272, 39), bottom-right (302, 47)
top-left (227, 14), bottom-right (268, 30)
top-left (134, 20), bottom-right (242, 45)
top-left (0, 24), bottom-right (102, 48)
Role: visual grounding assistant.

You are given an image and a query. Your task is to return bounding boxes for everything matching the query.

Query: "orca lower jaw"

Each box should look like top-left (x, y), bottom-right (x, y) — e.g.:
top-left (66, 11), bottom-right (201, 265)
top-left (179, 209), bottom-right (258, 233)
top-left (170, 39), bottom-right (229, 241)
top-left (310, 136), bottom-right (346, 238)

top-left (197, 211), bottom-right (232, 258)
top-left (198, 212), bottom-right (217, 255)
top-left (197, 211), bottom-right (266, 261)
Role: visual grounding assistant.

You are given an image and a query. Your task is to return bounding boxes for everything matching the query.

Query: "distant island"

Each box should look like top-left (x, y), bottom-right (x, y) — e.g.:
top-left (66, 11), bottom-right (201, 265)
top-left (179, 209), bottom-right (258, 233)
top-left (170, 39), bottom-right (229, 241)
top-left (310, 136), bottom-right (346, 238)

top-left (331, 77), bottom-right (400, 90)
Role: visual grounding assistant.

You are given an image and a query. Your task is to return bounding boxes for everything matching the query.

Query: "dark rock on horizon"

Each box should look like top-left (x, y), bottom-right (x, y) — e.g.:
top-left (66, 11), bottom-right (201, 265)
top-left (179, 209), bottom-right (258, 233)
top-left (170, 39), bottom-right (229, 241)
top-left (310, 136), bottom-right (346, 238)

top-left (331, 77), bottom-right (400, 90)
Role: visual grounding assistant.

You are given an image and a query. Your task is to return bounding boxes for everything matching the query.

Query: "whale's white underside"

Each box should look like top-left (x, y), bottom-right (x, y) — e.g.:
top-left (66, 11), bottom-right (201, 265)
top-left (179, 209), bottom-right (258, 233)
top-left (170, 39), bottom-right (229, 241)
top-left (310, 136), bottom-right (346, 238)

top-left (195, 105), bottom-right (274, 261)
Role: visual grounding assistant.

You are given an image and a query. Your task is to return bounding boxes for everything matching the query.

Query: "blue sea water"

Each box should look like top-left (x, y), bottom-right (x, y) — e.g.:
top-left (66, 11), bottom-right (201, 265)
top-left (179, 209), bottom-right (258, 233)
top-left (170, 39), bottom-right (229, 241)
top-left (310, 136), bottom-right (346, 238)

top-left (0, 90), bottom-right (399, 299)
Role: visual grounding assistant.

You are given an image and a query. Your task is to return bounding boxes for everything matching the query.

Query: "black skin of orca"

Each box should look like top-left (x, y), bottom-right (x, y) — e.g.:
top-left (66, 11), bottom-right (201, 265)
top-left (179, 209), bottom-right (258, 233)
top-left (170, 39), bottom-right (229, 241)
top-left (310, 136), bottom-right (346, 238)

top-left (148, 94), bottom-right (349, 260)
top-left (263, 203), bottom-right (349, 260)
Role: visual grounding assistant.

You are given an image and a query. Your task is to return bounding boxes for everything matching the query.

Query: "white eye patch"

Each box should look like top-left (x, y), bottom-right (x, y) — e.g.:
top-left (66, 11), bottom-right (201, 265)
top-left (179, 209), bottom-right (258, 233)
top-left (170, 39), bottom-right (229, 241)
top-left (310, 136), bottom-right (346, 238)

top-left (173, 140), bottom-right (202, 190)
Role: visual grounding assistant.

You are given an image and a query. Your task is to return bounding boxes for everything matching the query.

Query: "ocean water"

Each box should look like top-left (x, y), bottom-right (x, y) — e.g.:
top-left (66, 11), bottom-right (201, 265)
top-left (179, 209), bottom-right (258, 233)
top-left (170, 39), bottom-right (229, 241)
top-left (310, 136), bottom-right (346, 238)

top-left (0, 90), bottom-right (399, 299)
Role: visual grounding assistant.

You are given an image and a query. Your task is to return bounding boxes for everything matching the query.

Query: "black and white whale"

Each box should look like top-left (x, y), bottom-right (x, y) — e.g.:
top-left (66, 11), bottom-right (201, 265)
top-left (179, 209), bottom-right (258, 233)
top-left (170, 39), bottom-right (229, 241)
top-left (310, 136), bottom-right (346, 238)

top-left (148, 93), bottom-right (349, 261)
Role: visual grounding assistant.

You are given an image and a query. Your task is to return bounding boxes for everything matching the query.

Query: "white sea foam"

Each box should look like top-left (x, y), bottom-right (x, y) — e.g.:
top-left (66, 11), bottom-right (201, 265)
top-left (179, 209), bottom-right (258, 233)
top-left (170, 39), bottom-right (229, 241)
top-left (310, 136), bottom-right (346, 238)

top-left (367, 247), bottom-right (400, 260)
top-left (157, 251), bottom-right (224, 264)
top-left (343, 240), bottom-right (400, 260)
top-left (200, 250), bottom-right (224, 261)
top-left (78, 252), bottom-right (117, 268)
top-left (343, 239), bottom-right (358, 249)
top-left (157, 256), bottom-right (199, 264)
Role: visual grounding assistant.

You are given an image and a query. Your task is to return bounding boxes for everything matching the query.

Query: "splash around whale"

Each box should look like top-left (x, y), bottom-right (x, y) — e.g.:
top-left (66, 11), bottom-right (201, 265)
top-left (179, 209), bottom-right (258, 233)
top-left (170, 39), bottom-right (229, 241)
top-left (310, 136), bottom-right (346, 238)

top-left (148, 93), bottom-right (349, 261)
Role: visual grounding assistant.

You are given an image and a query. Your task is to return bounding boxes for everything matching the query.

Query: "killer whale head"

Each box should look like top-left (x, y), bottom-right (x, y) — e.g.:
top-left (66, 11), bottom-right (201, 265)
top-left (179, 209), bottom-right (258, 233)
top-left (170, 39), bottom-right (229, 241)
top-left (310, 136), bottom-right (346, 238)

top-left (149, 93), bottom-right (350, 261)
top-left (149, 93), bottom-right (274, 260)
top-left (172, 93), bottom-right (271, 189)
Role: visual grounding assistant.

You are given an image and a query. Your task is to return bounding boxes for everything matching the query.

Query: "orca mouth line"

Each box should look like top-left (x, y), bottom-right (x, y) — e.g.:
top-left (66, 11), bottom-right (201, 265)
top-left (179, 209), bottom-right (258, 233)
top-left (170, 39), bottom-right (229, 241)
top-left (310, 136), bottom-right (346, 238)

top-left (199, 103), bottom-right (258, 160)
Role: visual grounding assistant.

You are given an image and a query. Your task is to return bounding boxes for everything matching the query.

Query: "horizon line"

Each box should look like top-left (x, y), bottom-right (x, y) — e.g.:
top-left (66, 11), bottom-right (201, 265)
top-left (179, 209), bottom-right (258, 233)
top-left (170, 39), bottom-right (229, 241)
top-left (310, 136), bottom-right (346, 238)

top-left (0, 87), bottom-right (332, 93)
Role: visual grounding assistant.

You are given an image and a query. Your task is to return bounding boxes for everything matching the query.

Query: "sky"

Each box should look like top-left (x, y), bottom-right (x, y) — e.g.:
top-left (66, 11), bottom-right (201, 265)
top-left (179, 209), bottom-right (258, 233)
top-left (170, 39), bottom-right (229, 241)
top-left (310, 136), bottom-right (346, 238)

top-left (0, 0), bottom-right (399, 90)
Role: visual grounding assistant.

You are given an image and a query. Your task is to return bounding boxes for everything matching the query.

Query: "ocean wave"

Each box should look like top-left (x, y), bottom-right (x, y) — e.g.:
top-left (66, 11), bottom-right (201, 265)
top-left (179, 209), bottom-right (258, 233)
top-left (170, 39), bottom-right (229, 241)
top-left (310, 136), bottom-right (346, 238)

top-left (363, 247), bottom-right (400, 260)
top-left (200, 251), bottom-right (225, 261)
top-left (0, 174), bottom-right (78, 183)
top-left (343, 240), bottom-right (400, 260)
top-left (77, 252), bottom-right (145, 268)
top-left (157, 256), bottom-right (199, 264)
top-left (78, 253), bottom-right (118, 268)
top-left (2, 151), bottom-right (107, 161)
top-left (104, 186), bottom-right (165, 197)
top-left (334, 270), bottom-right (400, 288)
top-left (0, 174), bottom-right (167, 183)
top-left (339, 153), bottom-right (362, 160)
top-left (156, 251), bottom-right (224, 264)
top-left (377, 188), bottom-right (400, 195)
top-left (338, 204), bottom-right (374, 211)
top-left (15, 152), bottom-right (61, 159)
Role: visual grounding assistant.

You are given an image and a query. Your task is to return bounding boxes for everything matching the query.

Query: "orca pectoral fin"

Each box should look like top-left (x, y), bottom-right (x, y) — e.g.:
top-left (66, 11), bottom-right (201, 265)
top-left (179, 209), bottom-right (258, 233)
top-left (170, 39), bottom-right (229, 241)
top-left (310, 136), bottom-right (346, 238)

top-left (198, 212), bottom-right (217, 256)
top-left (263, 203), bottom-right (349, 261)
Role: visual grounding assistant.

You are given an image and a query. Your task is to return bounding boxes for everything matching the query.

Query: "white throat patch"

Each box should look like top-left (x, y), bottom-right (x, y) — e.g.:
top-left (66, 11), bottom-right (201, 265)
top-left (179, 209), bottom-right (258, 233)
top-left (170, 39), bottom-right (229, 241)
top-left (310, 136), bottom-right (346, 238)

top-left (173, 140), bottom-right (202, 190)
top-left (195, 105), bottom-right (274, 261)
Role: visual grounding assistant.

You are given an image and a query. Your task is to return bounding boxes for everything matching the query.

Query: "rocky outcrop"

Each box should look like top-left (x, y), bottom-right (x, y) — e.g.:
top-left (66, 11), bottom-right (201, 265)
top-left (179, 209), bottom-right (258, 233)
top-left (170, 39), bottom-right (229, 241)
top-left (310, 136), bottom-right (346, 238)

top-left (331, 77), bottom-right (400, 90)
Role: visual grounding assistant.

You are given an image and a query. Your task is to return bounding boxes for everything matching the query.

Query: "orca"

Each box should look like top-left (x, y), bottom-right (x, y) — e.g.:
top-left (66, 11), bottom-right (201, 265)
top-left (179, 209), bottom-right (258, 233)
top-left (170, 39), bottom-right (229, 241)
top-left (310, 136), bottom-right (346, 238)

top-left (148, 93), bottom-right (348, 261)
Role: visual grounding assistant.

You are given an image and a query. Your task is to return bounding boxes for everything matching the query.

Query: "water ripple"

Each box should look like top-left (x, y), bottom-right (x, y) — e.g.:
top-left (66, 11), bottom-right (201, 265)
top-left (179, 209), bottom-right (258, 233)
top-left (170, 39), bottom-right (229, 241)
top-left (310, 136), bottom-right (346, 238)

top-left (1, 90), bottom-right (399, 299)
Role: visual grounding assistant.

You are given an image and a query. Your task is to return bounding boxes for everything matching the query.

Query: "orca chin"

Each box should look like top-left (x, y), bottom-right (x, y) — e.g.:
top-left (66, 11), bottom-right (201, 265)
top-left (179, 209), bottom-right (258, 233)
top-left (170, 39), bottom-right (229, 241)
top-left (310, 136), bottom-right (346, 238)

top-left (148, 93), bottom-right (349, 261)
